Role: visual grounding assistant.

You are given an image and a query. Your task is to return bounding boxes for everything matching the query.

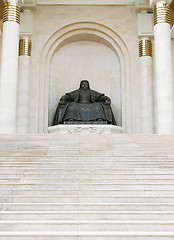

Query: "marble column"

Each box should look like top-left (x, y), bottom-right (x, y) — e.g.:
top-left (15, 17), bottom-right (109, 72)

top-left (139, 38), bottom-right (154, 133)
top-left (0, 1), bottom-right (20, 133)
top-left (17, 37), bottom-right (31, 133)
top-left (154, 0), bottom-right (174, 134)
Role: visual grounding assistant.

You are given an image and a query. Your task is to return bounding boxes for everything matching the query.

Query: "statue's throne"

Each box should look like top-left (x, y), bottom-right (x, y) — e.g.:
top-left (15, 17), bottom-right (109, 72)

top-left (56, 98), bottom-right (109, 125)
top-left (49, 81), bottom-right (122, 133)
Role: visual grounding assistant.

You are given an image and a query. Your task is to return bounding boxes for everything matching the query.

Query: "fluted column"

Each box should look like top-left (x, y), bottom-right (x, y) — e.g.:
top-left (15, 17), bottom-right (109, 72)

top-left (153, 0), bottom-right (174, 134)
top-left (16, 37), bottom-right (31, 133)
top-left (139, 38), bottom-right (154, 133)
top-left (0, 1), bottom-right (20, 133)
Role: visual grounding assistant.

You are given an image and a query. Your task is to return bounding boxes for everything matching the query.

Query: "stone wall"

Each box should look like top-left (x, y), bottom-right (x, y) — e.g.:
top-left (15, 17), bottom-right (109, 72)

top-left (30, 5), bottom-right (139, 133)
top-left (1, 4), bottom-right (174, 133)
top-left (49, 41), bottom-right (121, 127)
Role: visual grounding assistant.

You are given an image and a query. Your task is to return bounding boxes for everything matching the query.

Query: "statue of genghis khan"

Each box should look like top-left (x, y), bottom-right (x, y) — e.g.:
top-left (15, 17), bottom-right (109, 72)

top-left (53, 80), bottom-right (116, 125)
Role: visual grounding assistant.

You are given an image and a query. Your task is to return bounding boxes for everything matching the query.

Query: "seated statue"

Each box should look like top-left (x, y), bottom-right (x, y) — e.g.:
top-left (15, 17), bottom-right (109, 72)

top-left (53, 80), bottom-right (116, 125)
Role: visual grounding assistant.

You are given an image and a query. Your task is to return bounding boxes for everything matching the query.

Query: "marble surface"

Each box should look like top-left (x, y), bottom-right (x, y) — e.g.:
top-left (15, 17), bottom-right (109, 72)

top-left (154, 23), bottom-right (174, 134)
top-left (17, 55), bottom-right (31, 133)
top-left (0, 22), bottom-right (19, 133)
top-left (48, 124), bottom-right (123, 134)
top-left (139, 55), bottom-right (154, 133)
top-left (0, 134), bottom-right (174, 239)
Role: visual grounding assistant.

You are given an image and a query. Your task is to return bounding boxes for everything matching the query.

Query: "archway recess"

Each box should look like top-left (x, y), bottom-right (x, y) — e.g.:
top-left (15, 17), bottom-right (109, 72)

top-left (38, 21), bottom-right (133, 133)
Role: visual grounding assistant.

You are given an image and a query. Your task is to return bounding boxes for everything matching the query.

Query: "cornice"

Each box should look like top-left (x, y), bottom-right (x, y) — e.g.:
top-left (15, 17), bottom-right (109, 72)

top-left (37, 0), bottom-right (135, 5)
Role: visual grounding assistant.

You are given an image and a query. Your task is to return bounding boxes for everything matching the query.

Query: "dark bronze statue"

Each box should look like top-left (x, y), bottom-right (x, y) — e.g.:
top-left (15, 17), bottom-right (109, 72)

top-left (53, 80), bottom-right (116, 125)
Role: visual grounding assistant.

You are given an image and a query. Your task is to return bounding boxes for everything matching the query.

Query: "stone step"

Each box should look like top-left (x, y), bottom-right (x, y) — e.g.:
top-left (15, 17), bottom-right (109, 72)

top-left (1, 195), bottom-right (173, 203)
top-left (1, 189), bottom-right (174, 196)
top-left (0, 220), bottom-right (174, 231)
top-left (0, 144), bottom-right (169, 148)
top-left (1, 140), bottom-right (174, 145)
top-left (2, 152), bottom-right (162, 157)
top-left (0, 134), bottom-right (173, 239)
top-left (0, 158), bottom-right (141, 160)
top-left (0, 144), bottom-right (168, 148)
top-left (1, 211), bottom-right (174, 220)
top-left (0, 157), bottom-right (173, 160)
top-left (1, 179), bottom-right (174, 184)
top-left (1, 173), bottom-right (174, 179)
top-left (1, 183), bottom-right (174, 190)
top-left (0, 143), bottom-right (172, 146)
top-left (0, 164), bottom-right (173, 170)
top-left (0, 146), bottom-right (172, 149)
top-left (1, 169), bottom-right (174, 175)
top-left (1, 142), bottom-right (173, 145)
top-left (1, 231), bottom-right (174, 240)
top-left (1, 203), bottom-right (174, 211)
top-left (1, 143), bottom-right (173, 146)
top-left (0, 152), bottom-right (173, 156)
top-left (0, 158), bottom-right (173, 162)
top-left (0, 156), bottom-right (173, 160)
top-left (1, 164), bottom-right (174, 168)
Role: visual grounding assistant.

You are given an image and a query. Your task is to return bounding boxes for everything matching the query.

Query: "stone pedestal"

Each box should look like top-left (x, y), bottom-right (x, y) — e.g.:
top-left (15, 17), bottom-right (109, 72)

top-left (48, 125), bottom-right (123, 134)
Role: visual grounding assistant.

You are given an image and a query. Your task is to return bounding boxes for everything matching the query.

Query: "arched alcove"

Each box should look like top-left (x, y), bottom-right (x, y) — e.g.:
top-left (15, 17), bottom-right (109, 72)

top-left (38, 22), bottom-right (133, 133)
top-left (49, 40), bottom-right (121, 127)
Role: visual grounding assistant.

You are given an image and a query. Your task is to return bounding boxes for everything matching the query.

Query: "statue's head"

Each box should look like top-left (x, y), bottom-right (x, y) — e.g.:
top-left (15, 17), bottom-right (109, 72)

top-left (80, 80), bottom-right (90, 90)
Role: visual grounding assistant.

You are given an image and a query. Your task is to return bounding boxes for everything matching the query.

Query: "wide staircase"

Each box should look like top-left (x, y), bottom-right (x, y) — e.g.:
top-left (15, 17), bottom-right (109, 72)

top-left (0, 134), bottom-right (174, 240)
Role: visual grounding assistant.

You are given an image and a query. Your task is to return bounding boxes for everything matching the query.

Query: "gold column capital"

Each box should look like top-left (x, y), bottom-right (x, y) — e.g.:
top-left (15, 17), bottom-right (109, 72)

top-left (19, 38), bottom-right (32, 56)
top-left (154, 1), bottom-right (170, 25)
top-left (3, 2), bottom-right (20, 24)
top-left (139, 39), bottom-right (152, 58)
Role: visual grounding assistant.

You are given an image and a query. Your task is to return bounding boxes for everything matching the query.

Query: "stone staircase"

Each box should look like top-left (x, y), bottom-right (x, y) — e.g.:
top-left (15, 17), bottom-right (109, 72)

top-left (0, 134), bottom-right (174, 239)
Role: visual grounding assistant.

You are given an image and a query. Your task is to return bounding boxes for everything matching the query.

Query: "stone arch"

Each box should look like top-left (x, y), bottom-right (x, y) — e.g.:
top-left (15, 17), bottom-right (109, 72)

top-left (38, 21), bottom-right (133, 133)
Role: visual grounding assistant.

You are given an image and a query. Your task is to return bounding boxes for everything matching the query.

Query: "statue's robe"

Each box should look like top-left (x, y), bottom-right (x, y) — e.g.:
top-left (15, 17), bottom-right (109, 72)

top-left (53, 89), bottom-right (116, 125)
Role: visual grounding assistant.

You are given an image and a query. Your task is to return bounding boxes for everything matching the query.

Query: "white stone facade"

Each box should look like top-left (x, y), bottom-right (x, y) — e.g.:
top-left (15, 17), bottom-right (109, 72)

top-left (30, 5), bottom-right (138, 133)
top-left (0, 1), bottom-right (174, 134)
